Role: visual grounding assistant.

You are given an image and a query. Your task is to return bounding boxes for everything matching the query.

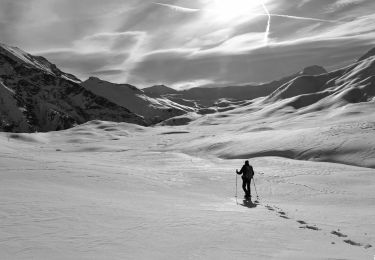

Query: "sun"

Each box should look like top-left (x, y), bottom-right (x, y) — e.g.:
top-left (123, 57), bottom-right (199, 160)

top-left (205, 0), bottom-right (262, 22)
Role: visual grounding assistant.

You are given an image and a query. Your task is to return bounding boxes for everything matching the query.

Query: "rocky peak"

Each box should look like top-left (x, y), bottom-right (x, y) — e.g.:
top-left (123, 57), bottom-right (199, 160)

top-left (0, 42), bottom-right (81, 83)
top-left (143, 84), bottom-right (178, 98)
top-left (83, 77), bottom-right (141, 92)
top-left (300, 65), bottom-right (327, 76)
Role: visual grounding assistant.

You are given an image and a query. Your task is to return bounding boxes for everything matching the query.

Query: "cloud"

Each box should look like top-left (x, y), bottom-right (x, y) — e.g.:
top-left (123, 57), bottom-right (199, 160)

top-left (325, 0), bottom-right (375, 18)
top-left (34, 30), bottom-right (146, 81)
top-left (38, 50), bottom-right (129, 80)
top-left (129, 34), bottom-right (374, 88)
top-left (260, 0), bottom-right (271, 45)
top-left (0, 0), bottom-right (30, 23)
top-left (73, 31), bottom-right (145, 53)
top-left (193, 32), bottom-right (266, 55)
top-left (91, 69), bottom-right (127, 77)
top-left (268, 13), bottom-right (337, 23)
top-left (153, 2), bottom-right (200, 13)
top-left (1, 0), bottom-right (374, 88)
top-left (330, 0), bottom-right (367, 10)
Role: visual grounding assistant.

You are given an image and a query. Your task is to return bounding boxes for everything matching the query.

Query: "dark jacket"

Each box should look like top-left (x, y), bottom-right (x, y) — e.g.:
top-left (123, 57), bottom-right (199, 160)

top-left (238, 164), bottom-right (254, 180)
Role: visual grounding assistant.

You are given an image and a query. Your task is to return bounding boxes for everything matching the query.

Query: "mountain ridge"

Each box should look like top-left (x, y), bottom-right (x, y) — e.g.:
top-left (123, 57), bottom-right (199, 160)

top-left (262, 49), bottom-right (375, 112)
top-left (1, 42), bottom-right (374, 132)
top-left (0, 42), bottom-right (146, 132)
top-left (81, 77), bottom-right (193, 124)
top-left (143, 65), bottom-right (328, 107)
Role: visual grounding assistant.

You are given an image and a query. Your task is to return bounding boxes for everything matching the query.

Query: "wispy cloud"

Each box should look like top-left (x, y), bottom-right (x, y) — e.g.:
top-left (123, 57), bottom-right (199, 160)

top-left (1, 0), bottom-right (374, 87)
top-left (260, 0), bottom-right (271, 45)
top-left (330, 0), bottom-right (367, 10)
top-left (268, 13), bottom-right (338, 23)
top-left (73, 31), bottom-right (145, 53)
top-left (153, 2), bottom-right (200, 13)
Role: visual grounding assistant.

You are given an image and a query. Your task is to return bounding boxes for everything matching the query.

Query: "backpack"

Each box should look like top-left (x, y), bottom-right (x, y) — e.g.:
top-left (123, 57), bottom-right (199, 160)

top-left (243, 165), bottom-right (254, 179)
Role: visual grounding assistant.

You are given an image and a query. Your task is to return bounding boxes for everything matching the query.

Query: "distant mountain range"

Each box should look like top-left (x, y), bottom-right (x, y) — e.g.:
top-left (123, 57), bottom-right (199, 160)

top-left (142, 65), bottom-right (327, 109)
top-left (0, 42), bottom-right (374, 132)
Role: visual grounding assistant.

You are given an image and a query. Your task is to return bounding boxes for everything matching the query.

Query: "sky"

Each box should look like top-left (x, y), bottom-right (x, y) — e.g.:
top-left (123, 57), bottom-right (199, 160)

top-left (1, 0), bottom-right (375, 89)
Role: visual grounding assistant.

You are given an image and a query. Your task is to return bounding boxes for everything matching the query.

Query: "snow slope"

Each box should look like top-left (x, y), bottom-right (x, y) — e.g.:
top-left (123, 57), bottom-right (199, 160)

top-left (159, 47), bottom-right (375, 168)
top-left (81, 77), bottom-right (193, 124)
top-left (266, 51), bottom-right (375, 110)
top-left (0, 113), bottom-right (374, 259)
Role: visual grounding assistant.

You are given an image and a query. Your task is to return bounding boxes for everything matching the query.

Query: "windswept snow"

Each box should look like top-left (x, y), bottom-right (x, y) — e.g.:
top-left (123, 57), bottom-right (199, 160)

top-left (1, 108), bottom-right (374, 259)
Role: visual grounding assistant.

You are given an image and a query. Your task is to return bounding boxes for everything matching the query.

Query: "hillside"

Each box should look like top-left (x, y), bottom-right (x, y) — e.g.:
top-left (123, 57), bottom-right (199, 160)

top-left (1, 112), bottom-right (373, 259)
top-left (81, 77), bottom-right (193, 124)
top-left (264, 47), bottom-right (375, 111)
top-left (0, 43), bottom-right (145, 132)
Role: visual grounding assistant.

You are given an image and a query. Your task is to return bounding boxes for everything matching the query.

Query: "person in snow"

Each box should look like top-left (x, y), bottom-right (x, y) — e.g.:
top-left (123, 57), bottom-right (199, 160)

top-left (236, 160), bottom-right (254, 199)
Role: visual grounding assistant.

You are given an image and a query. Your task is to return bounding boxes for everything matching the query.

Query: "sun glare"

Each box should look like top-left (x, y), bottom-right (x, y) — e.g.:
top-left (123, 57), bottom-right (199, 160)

top-left (206, 0), bottom-right (262, 22)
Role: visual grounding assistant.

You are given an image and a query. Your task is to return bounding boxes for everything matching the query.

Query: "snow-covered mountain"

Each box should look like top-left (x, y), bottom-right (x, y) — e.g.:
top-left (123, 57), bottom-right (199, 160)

top-left (81, 77), bottom-right (194, 124)
top-left (147, 47), bottom-right (374, 126)
top-left (147, 65), bottom-right (327, 107)
top-left (143, 84), bottom-right (178, 97)
top-left (265, 47), bottom-right (375, 111)
top-left (153, 47), bottom-right (374, 118)
top-left (0, 43), bottom-right (145, 132)
top-left (1, 41), bottom-right (374, 133)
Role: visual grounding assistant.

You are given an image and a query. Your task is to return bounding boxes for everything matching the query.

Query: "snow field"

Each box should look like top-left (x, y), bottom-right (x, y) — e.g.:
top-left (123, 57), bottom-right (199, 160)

top-left (0, 118), bottom-right (374, 259)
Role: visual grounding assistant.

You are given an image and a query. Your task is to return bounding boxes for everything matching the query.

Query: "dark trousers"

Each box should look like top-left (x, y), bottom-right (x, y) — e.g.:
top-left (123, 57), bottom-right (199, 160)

top-left (242, 177), bottom-right (251, 197)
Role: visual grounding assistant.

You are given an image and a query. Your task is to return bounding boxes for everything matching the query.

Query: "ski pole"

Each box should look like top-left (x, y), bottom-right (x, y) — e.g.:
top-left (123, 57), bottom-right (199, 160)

top-left (235, 171), bottom-right (238, 205)
top-left (252, 177), bottom-right (259, 201)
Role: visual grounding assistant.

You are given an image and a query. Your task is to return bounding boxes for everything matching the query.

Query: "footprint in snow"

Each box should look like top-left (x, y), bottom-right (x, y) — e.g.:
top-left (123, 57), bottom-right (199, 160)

top-left (342, 239), bottom-right (372, 249)
top-left (343, 239), bottom-right (362, 246)
top-left (263, 205), bottom-right (372, 250)
top-left (364, 244), bottom-right (372, 249)
top-left (330, 230), bottom-right (372, 249)
top-left (331, 230), bottom-right (347, 238)
top-left (299, 225), bottom-right (320, 231)
top-left (277, 211), bottom-right (290, 219)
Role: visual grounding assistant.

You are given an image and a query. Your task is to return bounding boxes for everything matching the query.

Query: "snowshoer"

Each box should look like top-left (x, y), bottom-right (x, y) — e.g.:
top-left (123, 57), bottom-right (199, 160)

top-left (236, 160), bottom-right (254, 199)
